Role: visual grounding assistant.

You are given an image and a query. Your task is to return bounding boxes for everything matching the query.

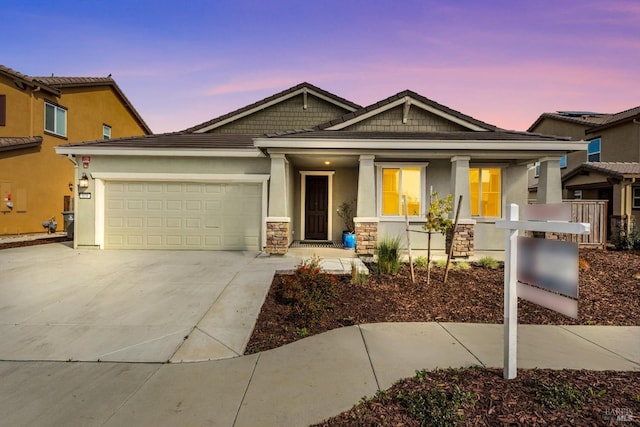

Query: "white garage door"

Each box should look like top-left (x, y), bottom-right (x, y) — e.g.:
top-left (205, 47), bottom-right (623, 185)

top-left (105, 181), bottom-right (262, 250)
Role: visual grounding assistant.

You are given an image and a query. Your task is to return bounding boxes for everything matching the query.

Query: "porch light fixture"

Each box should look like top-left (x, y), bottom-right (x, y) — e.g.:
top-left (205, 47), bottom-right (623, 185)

top-left (324, 161), bottom-right (331, 165)
top-left (78, 173), bottom-right (89, 189)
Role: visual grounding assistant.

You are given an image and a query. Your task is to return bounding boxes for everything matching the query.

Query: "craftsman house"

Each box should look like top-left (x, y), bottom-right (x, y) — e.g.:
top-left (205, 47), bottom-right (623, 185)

top-left (56, 83), bottom-right (586, 255)
top-left (0, 64), bottom-right (151, 235)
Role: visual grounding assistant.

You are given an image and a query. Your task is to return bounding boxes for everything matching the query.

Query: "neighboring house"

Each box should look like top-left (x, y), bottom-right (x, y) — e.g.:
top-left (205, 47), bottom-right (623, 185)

top-left (56, 83), bottom-right (586, 256)
top-left (0, 65), bottom-right (151, 235)
top-left (528, 107), bottom-right (640, 233)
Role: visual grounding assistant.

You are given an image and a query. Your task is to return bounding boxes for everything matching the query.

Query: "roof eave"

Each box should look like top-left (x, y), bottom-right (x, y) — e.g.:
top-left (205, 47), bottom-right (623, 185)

top-left (55, 146), bottom-right (265, 157)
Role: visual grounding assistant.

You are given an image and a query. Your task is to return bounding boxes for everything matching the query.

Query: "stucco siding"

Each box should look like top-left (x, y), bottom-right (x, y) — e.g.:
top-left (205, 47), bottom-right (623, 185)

top-left (0, 82), bottom-right (149, 234)
top-left (590, 122), bottom-right (640, 163)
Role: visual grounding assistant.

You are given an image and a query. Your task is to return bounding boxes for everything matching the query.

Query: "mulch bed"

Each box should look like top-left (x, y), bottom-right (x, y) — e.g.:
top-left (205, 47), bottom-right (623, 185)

top-left (245, 249), bottom-right (640, 354)
top-left (248, 250), bottom-right (639, 426)
top-left (313, 368), bottom-right (640, 426)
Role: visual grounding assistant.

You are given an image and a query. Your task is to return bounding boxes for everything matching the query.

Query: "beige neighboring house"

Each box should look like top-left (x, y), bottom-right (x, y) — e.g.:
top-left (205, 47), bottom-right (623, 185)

top-left (56, 83), bottom-right (586, 255)
top-left (528, 108), bottom-right (640, 234)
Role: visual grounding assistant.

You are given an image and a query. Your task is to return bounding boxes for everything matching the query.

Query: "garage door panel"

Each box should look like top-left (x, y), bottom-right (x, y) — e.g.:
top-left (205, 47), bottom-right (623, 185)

top-left (105, 181), bottom-right (261, 250)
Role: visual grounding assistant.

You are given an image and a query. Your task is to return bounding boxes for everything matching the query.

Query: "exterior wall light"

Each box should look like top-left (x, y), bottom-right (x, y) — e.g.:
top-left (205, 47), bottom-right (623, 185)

top-left (78, 173), bottom-right (89, 189)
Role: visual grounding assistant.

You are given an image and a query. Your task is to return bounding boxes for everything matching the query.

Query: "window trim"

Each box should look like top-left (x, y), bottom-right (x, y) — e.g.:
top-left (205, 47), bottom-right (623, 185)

top-left (376, 163), bottom-right (428, 220)
top-left (587, 138), bottom-right (601, 162)
top-left (103, 124), bottom-right (112, 140)
top-left (633, 186), bottom-right (640, 209)
top-left (44, 101), bottom-right (67, 137)
top-left (469, 166), bottom-right (503, 218)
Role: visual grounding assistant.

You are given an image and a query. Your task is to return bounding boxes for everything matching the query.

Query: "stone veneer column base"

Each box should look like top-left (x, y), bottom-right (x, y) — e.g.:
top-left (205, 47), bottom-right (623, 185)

top-left (354, 217), bottom-right (379, 256)
top-left (265, 217), bottom-right (290, 255)
top-left (445, 220), bottom-right (475, 258)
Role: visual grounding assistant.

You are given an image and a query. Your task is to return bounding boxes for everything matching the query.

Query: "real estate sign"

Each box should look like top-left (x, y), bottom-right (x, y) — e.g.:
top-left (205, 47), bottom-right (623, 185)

top-left (517, 236), bottom-right (579, 318)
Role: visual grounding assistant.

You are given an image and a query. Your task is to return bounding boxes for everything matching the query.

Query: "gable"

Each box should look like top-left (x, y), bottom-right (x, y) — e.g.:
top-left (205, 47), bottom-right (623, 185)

top-left (322, 92), bottom-right (494, 132)
top-left (341, 103), bottom-right (468, 132)
top-left (209, 92), bottom-right (353, 135)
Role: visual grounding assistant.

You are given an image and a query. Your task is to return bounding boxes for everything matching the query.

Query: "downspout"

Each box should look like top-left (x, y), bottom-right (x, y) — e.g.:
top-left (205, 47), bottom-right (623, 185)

top-left (29, 86), bottom-right (41, 137)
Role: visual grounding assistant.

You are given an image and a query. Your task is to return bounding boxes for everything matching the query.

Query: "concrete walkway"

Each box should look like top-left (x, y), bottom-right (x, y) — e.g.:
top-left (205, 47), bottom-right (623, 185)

top-left (1, 322), bottom-right (637, 427)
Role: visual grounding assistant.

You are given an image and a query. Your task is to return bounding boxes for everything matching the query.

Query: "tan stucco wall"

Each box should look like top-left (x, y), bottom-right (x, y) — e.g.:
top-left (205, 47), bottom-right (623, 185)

top-left (210, 94), bottom-right (350, 134)
top-left (0, 79), bottom-right (148, 234)
top-left (588, 122), bottom-right (640, 163)
top-left (343, 105), bottom-right (467, 132)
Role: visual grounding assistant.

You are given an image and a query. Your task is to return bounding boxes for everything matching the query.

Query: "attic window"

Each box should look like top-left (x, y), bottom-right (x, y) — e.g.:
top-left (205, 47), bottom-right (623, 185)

top-left (103, 124), bottom-right (111, 140)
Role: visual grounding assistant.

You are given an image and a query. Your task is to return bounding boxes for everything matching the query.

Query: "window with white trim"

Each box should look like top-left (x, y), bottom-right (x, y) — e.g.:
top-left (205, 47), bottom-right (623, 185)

top-left (560, 155), bottom-right (567, 168)
top-left (44, 102), bottom-right (67, 137)
top-left (103, 124), bottom-right (111, 140)
top-left (534, 161), bottom-right (540, 177)
top-left (587, 138), bottom-right (601, 162)
top-left (378, 165), bottom-right (425, 217)
top-left (469, 167), bottom-right (501, 217)
top-left (633, 186), bottom-right (640, 209)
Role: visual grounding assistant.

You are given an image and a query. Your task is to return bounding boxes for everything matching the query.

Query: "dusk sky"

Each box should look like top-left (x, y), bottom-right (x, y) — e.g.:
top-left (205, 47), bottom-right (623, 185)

top-left (3, 0), bottom-right (639, 133)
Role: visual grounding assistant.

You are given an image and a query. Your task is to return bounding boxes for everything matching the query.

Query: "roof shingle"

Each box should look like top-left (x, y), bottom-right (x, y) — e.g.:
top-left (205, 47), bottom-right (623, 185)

top-left (0, 136), bottom-right (43, 152)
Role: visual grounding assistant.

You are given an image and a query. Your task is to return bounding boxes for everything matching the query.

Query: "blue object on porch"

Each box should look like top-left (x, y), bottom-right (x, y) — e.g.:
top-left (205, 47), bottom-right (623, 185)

top-left (343, 232), bottom-right (356, 249)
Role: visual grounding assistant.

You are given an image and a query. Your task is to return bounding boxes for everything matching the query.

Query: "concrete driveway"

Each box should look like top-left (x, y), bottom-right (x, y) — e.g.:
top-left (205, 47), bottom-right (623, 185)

top-left (0, 243), bottom-right (297, 363)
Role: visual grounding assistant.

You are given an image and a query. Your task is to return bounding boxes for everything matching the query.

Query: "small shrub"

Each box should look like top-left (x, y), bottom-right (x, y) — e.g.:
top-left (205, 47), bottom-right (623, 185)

top-left (350, 262), bottom-right (368, 284)
top-left (454, 260), bottom-right (471, 270)
top-left (376, 235), bottom-right (402, 275)
top-left (528, 379), bottom-right (585, 410)
top-left (275, 257), bottom-right (337, 326)
top-left (397, 385), bottom-right (475, 426)
top-left (476, 256), bottom-right (499, 269)
top-left (611, 217), bottom-right (640, 250)
top-left (432, 259), bottom-right (447, 268)
top-left (414, 256), bottom-right (429, 269)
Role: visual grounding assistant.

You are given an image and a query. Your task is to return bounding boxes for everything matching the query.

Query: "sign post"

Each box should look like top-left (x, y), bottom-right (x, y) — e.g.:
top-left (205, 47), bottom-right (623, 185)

top-left (496, 203), bottom-right (589, 380)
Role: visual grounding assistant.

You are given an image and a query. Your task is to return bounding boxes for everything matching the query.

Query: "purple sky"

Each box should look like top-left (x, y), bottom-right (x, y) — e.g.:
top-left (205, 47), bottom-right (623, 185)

top-left (3, 0), bottom-right (639, 133)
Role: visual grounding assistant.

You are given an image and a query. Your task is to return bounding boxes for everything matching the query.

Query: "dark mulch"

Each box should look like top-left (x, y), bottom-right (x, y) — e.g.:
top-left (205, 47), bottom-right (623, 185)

top-left (248, 249), bottom-right (640, 426)
top-left (0, 235), bottom-right (71, 250)
top-left (313, 368), bottom-right (640, 426)
top-left (245, 249), bottom-right (640, 354)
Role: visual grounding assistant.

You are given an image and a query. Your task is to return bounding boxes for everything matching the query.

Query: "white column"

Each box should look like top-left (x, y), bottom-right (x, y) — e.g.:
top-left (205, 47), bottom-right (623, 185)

top-left (268, 154), bottom-right (288, 217)
top-left (357, 154), bottom-right (376, 217)
top-left (450, 156), bottom-right (471, 218)
top-left (536, 157), bottom-right (562, 204)
top-left (503, 203), bottom-right (519, 379)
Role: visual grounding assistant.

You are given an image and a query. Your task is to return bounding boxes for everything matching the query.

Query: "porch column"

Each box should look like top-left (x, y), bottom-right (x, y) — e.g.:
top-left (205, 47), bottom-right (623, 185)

top-left (355, 154), bottom-right (378, 256)
top-left (266, 154), bottom-right (289, 255)
top-left (448, 156), bottom-right (475, 257)
top-left (536, 157), bottom-right (562, 204)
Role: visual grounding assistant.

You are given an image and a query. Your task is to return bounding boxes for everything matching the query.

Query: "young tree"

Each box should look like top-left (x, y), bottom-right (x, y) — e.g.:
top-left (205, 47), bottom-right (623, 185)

top-left (423, 191), bottom-right (453, 285)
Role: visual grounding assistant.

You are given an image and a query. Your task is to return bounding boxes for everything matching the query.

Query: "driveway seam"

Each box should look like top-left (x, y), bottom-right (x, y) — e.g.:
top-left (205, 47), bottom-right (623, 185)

top-left (166, 270), bottom-right (241, 362)
top-left (357, 325), bottom-right (381, 390)
top-left (99, 364), bottom-right (162, 427)
top-left (232, 353), bottom-right (261, 427)
top-left (437, 322), bottom-right (486, 367)
top-left (558, 325), bottom-right (640, 367)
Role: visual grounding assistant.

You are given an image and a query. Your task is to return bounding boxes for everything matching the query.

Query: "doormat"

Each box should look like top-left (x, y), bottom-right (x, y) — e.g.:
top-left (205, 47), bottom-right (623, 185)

top-left (290, 240), bottom-right (344, 249)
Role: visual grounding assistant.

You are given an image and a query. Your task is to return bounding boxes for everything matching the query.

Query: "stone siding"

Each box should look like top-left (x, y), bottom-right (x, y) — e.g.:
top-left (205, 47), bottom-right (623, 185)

top-left (445, 223), bottom-right (474, 257)
top-left (355, 221), bottom-right (378, 255)
top-left (343, 105), bottom-right (467, 132)
top-left (266, 221), bottom-right (289, 255)
top-left (211, 94), bottom-right (349, 134)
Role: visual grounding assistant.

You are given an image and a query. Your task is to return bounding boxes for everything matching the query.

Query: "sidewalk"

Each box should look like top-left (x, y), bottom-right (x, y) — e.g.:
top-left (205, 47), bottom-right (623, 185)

top-left (2, 322), bottom-right (637, 427)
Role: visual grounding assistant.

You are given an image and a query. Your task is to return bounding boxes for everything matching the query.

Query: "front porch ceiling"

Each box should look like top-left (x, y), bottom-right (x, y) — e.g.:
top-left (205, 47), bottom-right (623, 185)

top-left (281, 153), bottom-right (359, 168)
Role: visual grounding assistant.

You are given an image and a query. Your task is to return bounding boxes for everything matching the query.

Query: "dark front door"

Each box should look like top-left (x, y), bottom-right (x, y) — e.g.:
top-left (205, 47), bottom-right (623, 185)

top-left (598, 187), bottom-right (614, 237)
top-left (305, 175), bottom-right (328, 240)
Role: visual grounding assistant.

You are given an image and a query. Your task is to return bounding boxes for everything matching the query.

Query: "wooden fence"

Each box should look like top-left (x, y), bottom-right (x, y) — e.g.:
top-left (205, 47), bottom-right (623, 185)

top-left (566, 200), bottom-right (608, 249)
top-left (528, 200), bottom-right (608, 249)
